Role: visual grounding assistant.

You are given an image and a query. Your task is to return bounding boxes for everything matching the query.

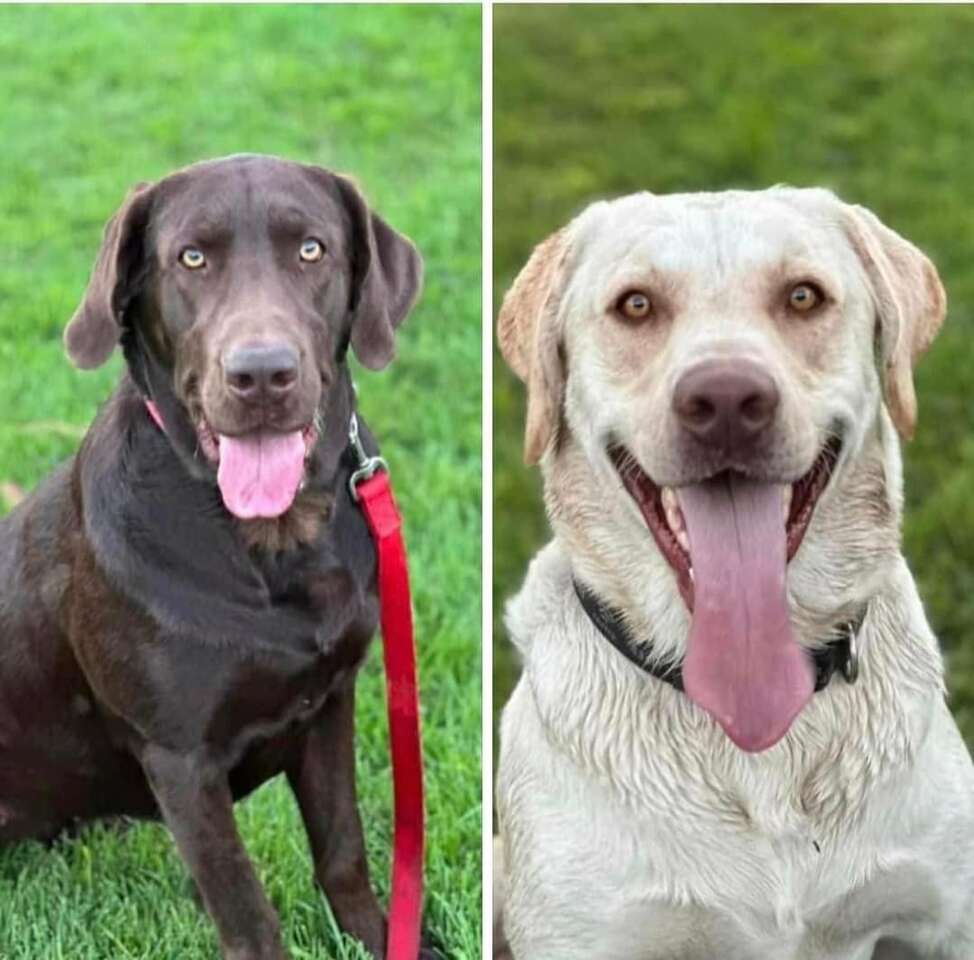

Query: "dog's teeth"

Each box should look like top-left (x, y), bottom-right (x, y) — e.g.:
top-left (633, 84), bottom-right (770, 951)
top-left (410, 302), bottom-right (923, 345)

top-left (782, 486), bottom-right (793, 523)
top-left (676, 528), bottom-right (690, 553)
top-left (661, 486), bottom-right (686, 540)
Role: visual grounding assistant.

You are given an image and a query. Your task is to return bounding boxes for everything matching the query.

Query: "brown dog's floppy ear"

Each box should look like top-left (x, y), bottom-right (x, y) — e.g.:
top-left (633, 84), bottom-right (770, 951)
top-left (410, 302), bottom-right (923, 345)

top-left (497, 228), bottom-right (571, 464)
top-left (335, 176), bottom-right (423, 371)
top-left (843, 204), bottom-right (946, 439)
top-left (64, 183), bottom-right (154, 369)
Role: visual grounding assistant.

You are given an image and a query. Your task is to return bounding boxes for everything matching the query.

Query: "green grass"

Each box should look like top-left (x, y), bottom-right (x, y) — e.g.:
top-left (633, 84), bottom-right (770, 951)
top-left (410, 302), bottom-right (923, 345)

top-left (493, 5), bottom-right (974, 746)
top-left (0, 6), bottom-right (480, 958)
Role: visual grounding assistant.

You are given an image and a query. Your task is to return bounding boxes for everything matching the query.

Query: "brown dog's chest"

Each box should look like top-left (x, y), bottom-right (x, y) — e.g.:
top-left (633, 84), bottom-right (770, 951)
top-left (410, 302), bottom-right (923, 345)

top-left (162, 612), bottom-right (375, 770)
top-left (67, 509), bottom-right (378, 767)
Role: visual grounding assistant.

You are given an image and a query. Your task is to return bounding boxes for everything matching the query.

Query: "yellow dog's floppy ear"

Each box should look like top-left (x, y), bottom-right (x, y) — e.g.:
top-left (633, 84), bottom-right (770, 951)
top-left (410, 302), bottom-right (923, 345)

top-left (64, 183), bottom-right (155, 369)
top-left (497, 229), bottom-right (571, 464)
top-left (843, 204), bottom-right (946, 439)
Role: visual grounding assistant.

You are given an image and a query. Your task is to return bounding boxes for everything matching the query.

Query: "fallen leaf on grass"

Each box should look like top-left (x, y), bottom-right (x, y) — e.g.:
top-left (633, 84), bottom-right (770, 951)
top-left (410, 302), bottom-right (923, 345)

top-left (1, 482), bottom-right (24, 508)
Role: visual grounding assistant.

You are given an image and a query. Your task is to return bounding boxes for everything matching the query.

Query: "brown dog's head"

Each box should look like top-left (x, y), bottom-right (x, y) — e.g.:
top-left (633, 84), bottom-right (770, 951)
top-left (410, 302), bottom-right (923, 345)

top-left (65, 154), bottom-right (422, 519)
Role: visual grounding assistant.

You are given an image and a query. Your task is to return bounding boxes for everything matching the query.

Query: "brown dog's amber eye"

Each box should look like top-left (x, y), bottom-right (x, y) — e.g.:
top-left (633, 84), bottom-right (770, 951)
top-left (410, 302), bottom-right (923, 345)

top-left (179, 247), bottom-right (206, 270)
top-left (299, 238), bottom-right (325, 263)
top-left (616, 290), bottom-right (652, 321)
top-left (788, 283), bottom-right (822, 312)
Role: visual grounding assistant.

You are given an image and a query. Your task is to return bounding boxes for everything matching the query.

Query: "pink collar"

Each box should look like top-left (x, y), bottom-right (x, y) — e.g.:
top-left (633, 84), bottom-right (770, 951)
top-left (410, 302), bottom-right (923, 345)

top-left (145, 399), bottom-right (166, 432)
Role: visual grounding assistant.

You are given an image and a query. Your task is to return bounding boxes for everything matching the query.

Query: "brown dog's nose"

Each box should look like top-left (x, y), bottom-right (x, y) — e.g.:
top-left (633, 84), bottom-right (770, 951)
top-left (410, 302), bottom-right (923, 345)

top-left (673, 359), bottom-right (779, 451)
top-left (224, 342), bottom-right (299, 404)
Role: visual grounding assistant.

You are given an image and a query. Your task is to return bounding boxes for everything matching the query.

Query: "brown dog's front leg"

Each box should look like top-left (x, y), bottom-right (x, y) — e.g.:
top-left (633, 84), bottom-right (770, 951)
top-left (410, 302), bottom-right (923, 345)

top-left (287, 682), bottom-right (387, 958)
top-left (141, 744), bottom-right (287, 960)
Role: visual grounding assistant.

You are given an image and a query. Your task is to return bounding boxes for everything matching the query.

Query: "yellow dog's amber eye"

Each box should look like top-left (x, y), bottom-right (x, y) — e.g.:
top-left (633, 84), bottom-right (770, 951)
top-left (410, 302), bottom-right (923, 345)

top-left (300, 238), bottom-right (325, 262)
top-left (617, 290), bottom-right (652, 321)
top-left (179, 247), bottom-right (206, 270)
top-left (788, 282), bottom-right (822, 312)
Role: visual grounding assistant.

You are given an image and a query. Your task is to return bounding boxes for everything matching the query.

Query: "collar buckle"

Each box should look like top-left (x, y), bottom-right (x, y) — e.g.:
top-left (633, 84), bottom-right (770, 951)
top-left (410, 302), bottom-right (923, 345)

top-left (840, 620), bottom-right (860, 685)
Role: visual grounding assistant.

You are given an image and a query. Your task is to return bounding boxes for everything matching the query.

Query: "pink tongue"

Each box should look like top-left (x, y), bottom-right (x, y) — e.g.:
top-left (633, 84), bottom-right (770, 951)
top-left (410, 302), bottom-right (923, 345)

top-left (216, 430), bottom-right (306, 519)
top-left (677, 475), bottom-right (813, 752)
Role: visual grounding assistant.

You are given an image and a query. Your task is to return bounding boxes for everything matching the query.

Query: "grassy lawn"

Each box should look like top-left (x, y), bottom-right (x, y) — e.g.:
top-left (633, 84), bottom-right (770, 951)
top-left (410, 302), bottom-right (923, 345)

top-left (0, 6), bottom-right (480, 959)
top-left (493, 5), bottom-right (974, 748)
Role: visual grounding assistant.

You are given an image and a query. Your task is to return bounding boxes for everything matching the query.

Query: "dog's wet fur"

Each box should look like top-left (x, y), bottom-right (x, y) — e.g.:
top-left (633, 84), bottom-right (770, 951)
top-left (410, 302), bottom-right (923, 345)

top-left (0, 154), bottom-right (433, 960)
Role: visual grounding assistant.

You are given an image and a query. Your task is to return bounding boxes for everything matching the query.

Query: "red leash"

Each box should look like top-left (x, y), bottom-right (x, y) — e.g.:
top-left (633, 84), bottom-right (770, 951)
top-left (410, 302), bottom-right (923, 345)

top-left (145, 400), bottom-right (426, 959)
top-left (348, 415), bottom-right (425, 960)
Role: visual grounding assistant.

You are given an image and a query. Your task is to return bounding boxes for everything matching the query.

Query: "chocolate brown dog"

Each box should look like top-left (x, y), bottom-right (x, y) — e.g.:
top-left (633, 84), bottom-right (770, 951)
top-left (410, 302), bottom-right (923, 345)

top-left (0, 154), bottom-right (431, 960)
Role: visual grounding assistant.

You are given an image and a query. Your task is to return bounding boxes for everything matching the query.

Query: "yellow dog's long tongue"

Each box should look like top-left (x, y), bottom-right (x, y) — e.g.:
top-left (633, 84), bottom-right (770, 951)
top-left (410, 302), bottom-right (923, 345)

top-left (677, 475), bottom-right (813, 752)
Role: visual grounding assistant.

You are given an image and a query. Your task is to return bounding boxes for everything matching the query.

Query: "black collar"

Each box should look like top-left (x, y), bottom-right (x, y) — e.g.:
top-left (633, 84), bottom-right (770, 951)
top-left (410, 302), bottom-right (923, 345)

top-left (573, 579), bottom-right (863, 694)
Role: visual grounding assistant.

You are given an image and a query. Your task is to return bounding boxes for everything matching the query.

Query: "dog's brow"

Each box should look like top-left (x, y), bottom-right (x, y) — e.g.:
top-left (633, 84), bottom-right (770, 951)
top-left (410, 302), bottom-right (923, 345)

top-left (180, 209), bottom-right (236, 244)
top-left (267, 205), bottom-right (311, 234)
top-left (767, 255), bottom-right (835, 289)
top-left (606, 264), bottom-right (687, 303)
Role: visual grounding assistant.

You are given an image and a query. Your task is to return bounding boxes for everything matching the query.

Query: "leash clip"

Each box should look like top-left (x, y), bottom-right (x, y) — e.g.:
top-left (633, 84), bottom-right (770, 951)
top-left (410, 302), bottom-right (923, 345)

top-left (348, 412), bottom-right (388, 500)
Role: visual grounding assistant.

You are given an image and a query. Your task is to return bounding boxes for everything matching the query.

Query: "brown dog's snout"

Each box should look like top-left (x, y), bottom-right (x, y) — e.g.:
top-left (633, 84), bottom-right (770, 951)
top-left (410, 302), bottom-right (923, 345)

top-left (673, 358), bottom-right (779, 452)
top-left (223, 341), bottom-right (299, 405)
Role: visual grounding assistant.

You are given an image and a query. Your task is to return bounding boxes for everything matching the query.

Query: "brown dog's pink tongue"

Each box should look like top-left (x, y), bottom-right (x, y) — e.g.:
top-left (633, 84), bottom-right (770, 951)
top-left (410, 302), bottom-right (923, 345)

top-left (677, 475), bottom-right (813, 752)
top-left (216, 430), bottom-right (306, 520)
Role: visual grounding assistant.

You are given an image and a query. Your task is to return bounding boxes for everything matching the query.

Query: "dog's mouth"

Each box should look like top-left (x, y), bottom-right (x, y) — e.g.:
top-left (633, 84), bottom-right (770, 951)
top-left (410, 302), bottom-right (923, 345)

top-left (197, 418), bottom-right (318, 521)
top-left (609, 434), bottom-right (842, 753)
top-left (610, 435), bottom-right (841, 611)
